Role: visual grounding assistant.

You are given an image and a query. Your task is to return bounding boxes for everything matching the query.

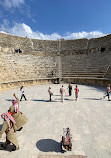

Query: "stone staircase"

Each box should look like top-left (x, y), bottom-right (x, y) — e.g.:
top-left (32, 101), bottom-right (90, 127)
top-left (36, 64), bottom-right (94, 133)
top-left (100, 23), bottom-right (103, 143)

top-left (0, 51), bottom-right (19, 83)
top-left (0, 51), bottom-right (59, 83)
top-left (1, 48), bottom-right (111, 84)
top-left (62, 51), bottom-right (111, 79)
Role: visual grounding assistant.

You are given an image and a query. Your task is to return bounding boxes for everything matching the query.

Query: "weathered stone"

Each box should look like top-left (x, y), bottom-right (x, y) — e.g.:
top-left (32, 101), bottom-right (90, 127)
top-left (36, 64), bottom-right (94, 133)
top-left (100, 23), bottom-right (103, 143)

top-left (0, 32), bottom-right (111, 91)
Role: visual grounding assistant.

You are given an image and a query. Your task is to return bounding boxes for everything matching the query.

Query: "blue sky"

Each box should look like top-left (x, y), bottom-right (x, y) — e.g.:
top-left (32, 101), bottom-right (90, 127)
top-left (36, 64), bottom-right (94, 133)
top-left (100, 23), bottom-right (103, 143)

top-left (0, 0), bottom-right (111, 40)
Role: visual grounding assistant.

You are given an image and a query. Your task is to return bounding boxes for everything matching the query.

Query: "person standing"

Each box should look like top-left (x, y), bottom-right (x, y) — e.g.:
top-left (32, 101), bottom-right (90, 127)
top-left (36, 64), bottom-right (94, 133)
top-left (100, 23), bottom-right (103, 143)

top-left (103, 84), bottom-right (111, 101)
top-left (51, 71), bottom-right (54, 77)
top-left (48, 87), bottom-right (53, 102)
top-left (60, 85), bottom-right (66, 102)
top-left (74, 85), bottom-right (79, 101)
top-left (20, 86), bottom-right (27, 101)
top-left (67, 83), bottom-right (72, 96)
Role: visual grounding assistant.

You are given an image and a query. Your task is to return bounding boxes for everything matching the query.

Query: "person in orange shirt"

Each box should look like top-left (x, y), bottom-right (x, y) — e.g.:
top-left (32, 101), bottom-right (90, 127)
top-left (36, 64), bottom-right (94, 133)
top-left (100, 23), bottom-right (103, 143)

top-left (74, 85), bottom-right (79, 101)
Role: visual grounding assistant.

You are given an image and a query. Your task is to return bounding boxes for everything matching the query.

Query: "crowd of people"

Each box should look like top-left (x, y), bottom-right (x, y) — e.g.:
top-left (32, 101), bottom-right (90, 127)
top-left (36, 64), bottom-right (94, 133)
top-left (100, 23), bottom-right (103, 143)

top-left (48, 83), bottom-right (111, 102)
top-left (48, 83), bottom-right (79, 102)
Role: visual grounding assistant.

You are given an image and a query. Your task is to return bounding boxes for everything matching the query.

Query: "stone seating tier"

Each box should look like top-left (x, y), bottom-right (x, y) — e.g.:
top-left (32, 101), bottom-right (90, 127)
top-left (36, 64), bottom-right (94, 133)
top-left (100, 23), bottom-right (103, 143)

top-left (0, 33), bottom-right (111, 90)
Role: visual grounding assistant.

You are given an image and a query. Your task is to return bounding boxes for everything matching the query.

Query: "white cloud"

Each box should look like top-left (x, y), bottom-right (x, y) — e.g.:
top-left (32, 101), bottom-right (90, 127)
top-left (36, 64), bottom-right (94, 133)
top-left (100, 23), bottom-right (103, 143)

top-left (0, 22), bottom-right (106, 40)
top-left (0, 23), bottom-right (62, 40)
top-left (0, 0), bottom-right (24, 9)
top-left (0, 19), bottom-right (10, 32)
top-left (64, 31), bottom-right (106, 40)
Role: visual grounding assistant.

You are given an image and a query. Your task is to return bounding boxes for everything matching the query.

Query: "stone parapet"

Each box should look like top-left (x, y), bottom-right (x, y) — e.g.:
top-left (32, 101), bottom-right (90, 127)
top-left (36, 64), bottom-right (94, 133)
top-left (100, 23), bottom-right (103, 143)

top-left (0, 78), bottom-right (57, 91)
top-left (0, 32), bottom-right (111, 55)
top-left (63, 77), bottom-right (111, 87)
top-left (88, 34), bottom-right (111, 52)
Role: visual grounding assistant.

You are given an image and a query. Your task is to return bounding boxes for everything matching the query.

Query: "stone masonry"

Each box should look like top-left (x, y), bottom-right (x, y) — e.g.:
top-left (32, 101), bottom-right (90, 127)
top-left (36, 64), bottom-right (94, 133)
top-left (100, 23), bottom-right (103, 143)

top-left (0, 33), bottom-right (111, 90)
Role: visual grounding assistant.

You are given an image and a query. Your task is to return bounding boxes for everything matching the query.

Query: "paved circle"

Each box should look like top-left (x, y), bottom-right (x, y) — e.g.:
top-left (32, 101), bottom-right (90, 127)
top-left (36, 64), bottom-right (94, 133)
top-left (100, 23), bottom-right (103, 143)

top-left (0, 84), bottom-right (111, 158)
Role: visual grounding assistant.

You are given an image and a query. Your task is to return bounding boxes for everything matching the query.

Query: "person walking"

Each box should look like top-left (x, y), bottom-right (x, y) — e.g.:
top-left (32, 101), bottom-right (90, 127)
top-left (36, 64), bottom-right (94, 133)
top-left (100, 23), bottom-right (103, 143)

top-left (103, 84), bottom-right (111, 101)
top-left (74, 85), bottom-right (79, 101)
top-left (48, 87), bottom-right (53, 102)
top-left (60, 85), bottom-right (66, 102)
top-left (67, 83), bottom-right (72, 96)
top-left (20, 86), bottom-right (27, 101)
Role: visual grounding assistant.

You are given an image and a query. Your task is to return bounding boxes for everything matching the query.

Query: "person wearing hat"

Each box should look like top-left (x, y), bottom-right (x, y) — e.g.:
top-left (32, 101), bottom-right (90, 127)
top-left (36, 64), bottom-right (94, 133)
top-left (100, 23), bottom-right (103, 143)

top-left (0, 112), bottom-right (19, 151)
top-left (9, 93), bottom-right (27, 131)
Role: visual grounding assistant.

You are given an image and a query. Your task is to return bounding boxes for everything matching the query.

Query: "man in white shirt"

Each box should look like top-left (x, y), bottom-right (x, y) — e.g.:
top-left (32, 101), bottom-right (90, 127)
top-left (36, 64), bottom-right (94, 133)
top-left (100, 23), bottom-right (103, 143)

top-left (60, 85), bottom-right (66, 102)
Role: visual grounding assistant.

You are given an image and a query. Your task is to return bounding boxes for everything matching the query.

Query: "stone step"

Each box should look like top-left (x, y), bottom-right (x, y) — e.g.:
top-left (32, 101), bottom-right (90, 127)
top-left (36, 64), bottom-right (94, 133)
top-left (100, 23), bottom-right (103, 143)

top-left (62, 69), bottom-right (106, 73)
top-left (62, 72), bottom-right (105, 74)
top-left (62, 74), bottom-right (104, 77)
top-left (38, 155), bottom-right (87, 158)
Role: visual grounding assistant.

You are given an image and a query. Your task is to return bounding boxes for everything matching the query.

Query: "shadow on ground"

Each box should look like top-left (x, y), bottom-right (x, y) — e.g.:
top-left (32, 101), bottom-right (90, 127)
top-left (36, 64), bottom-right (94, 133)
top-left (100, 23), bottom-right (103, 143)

top-left (5, 99), bottom-right (14, 102)
top-left (84, 98), bottom-right (100, 100)
top-left (31, 99), bottom-right (61, 102)
top-left (36, 139), bottom-right (65, 153)
top-left (31, 99), bottom-right (49, 102)
top-left (64, 98), bottom-right (74, 101)
top-left (0, 142), bottom-right (4, 150)
top-left (53, 95), bottom-right (61, 96)
top-left (0, 142), bottom-right (14, 152)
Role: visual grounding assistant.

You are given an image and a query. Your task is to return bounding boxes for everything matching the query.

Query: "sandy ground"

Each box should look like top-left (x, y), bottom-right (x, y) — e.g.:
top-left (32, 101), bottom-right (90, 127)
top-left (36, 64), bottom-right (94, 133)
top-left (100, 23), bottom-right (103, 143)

top-left (0, 84), bottom-right (111, 158)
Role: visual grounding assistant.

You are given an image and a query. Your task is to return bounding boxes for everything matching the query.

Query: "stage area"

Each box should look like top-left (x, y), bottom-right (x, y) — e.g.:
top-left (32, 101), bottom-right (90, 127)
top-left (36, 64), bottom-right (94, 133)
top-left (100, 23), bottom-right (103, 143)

top-left (0, 84), bottom-right (111, 158)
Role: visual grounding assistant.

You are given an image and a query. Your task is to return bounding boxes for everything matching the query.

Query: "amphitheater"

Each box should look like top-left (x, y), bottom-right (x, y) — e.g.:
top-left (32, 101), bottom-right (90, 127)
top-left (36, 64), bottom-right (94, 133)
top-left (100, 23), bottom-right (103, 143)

top-left (0, 33), bottom-right (111, 158)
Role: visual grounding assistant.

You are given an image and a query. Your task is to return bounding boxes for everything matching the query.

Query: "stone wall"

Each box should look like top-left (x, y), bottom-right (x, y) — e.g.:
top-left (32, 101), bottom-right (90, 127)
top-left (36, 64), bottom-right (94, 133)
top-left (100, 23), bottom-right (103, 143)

top-left (63, 77), bottom-right (111, 87)
top-left (0, 32), bottom-right (111, 54)
top-left (1, 32), bottom-right (111, 90)
top-left (31, 39), bottom-right (59, 53)
top-left (0, 78), bottom-right (54, 91)
top-left (0, 51), bottom-right (60, 83)
top-left (0, 33), bottom-right (59, 54)
top-left (60, 38), bottom-right (88, 51)
top-left (0, 33), bottom-right (32, 51)
top-left (88, 34), bottom-right (111, 53)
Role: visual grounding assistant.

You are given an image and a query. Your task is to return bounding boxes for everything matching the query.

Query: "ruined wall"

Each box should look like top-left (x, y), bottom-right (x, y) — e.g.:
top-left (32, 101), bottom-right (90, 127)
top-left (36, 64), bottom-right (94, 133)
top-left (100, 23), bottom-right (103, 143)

top-left (60, 38), bottom-right (88, 56)
top-left (1, 32), bottom-right (111, 55)
top-left (88, 34), bottom-right (111, 53)
top-left (0, 33), bottom-right (32, 51)
top-left (0, 33), bottom-right (59, 54)
top-left (0, 32), bottom-right (111, 90)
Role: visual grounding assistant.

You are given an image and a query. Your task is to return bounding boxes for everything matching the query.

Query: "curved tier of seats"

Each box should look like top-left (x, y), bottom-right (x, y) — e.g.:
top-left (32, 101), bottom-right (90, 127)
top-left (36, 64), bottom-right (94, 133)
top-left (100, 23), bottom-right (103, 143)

top-left (0, 33), bottom-right (111, 90)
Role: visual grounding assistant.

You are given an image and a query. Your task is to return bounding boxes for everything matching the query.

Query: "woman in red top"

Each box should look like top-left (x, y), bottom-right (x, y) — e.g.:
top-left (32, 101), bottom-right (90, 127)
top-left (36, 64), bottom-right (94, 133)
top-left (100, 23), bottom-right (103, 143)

top-left (74, 85), bottom-right (79, 101)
